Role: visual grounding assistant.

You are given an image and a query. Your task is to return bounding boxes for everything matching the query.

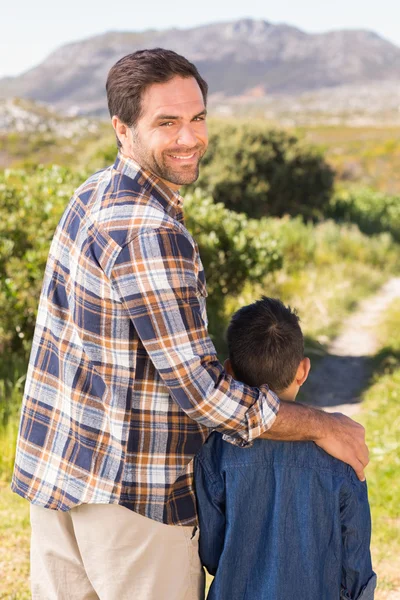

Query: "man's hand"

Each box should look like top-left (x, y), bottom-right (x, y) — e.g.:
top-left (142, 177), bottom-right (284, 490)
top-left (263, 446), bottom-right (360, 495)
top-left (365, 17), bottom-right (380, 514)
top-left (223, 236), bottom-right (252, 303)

top-left (259, 402), bottom-right (369, 481)
top-left (314, 412), bottom-right (369, 481)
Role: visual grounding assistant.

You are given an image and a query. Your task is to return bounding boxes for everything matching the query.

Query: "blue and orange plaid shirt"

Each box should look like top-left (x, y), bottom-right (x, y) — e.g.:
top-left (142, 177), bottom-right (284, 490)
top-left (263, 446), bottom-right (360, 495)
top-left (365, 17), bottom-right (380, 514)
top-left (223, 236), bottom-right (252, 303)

top-left (12, 153), bottom-right (279, 526)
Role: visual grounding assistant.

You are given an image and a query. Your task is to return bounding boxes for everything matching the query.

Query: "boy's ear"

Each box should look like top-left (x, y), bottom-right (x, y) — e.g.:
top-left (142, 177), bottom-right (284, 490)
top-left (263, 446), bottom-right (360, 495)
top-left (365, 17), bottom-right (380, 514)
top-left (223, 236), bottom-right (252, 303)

top-left (296, 357), bottom-right (311, 387)
top-left (224, 358), bottom-right (235, 378)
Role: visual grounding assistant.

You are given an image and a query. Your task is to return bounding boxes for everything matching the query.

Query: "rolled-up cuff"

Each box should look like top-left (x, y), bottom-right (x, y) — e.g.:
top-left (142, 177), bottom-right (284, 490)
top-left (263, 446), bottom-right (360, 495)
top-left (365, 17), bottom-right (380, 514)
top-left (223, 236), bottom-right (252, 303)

top-left (341, 573), bottom-right (377, 600)
top-left (222, 384), bottom-right (280, 447)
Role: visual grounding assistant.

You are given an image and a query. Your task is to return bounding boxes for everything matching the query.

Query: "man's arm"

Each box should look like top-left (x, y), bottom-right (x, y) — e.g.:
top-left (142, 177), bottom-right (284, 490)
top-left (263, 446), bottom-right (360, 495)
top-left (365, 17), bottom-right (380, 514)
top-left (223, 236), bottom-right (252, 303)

top-left (110, 226), bottom-right (369, 475)
top-left (110, 227), bottom-right (279, 445)
top-left (260, 402), bottom-right (369, 481)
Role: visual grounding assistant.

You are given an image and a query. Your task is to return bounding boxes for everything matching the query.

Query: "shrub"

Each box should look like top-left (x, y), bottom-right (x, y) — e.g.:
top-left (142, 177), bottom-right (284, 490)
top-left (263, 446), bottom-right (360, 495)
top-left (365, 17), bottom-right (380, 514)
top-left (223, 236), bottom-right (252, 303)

top-left (256, 216), bottom-right (317, 272)
top-left (0, 171), bottom-right (283, 357)
top-left (184, 191), bottom-right (283, 346)
top-left (329, 188), bottom-right (400, 242)
top-left (185, 120), bottom-right (334, 220)
top-left (0, 165), bottom-right (398, 361)
top-left (313, 220), bottom-right (398, 269)
top-left (0, 165), bottom-right (85, 356)
top-left (184, 191), bottom-right (282, 299)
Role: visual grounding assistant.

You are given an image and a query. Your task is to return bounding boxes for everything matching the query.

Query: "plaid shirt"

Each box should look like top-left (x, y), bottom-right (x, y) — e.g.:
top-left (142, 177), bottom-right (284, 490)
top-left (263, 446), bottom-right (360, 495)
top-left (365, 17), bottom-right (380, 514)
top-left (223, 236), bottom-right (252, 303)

top-left (12, 153), bottom-right (279, 526)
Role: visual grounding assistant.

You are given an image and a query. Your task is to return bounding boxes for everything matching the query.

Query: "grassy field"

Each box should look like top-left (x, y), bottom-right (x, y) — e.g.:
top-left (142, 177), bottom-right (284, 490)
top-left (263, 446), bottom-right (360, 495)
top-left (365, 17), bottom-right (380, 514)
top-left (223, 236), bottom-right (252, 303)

top-left (0, 485), bottom-right (30, 599)
top-left (357, 301), bottom-right (400, 596)
top-left (3, 121), bottom-right (400, 196)
top-left (297, 125), bottom-right (400, 195)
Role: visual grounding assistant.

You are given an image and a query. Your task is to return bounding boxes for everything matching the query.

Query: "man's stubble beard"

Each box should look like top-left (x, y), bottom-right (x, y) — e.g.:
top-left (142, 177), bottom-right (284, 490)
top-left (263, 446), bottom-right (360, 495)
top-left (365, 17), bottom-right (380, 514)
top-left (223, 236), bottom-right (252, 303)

top-left (130, 129), bottom-right (206, 186)
top-left (154, 157), bottom-right (202, 186)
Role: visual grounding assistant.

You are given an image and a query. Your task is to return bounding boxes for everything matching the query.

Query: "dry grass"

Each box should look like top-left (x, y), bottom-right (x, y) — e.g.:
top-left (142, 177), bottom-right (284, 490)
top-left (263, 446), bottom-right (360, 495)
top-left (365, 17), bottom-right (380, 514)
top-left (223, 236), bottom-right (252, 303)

top-left (296, 125), bottom-right (400, 195)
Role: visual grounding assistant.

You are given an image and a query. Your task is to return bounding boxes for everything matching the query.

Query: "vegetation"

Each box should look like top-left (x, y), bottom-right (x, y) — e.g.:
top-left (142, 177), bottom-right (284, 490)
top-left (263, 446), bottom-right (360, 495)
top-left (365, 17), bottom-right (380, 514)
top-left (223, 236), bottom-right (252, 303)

top-left (186, 120), bottom-right (334, 220)
top-left (329, 187), bottom-right (400, 242)
top-left (0, 483), bottom-right (30, 600)
top-left (357, 301), bottom-right (400, 595)
top-left (0, 356), bottom-right (26, 480)
top-left (0, 166), bottom-right (86, 356)
top-left (297, 125), bottom-right (400, 195)
top-left (1, 162), bottom-right (397, 361)
top-left (183, 191), bottom-right (282, 341)
top-left (0, 98), bottom-right (111, 171)
top-left (0, 116), bottom-right (400, 596)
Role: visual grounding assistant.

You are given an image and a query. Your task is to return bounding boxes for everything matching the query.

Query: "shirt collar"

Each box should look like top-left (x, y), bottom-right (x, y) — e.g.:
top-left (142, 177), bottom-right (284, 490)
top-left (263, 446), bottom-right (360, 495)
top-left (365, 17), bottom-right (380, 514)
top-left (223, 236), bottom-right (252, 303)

top-left (114, 152), bottom-right (184, 218)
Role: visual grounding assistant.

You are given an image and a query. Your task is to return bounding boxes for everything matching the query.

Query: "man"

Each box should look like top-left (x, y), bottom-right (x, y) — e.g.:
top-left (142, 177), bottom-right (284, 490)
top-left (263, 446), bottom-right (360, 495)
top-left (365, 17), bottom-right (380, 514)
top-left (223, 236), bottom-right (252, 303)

top-left (12, 49), bottom-right (368, 600)
top-left (196, 297), bottom-right (376, 600)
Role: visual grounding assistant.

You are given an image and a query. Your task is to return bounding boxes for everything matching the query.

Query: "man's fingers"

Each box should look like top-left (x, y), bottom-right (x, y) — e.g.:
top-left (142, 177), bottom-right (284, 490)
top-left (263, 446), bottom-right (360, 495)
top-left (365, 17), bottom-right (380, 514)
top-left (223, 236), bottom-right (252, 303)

top-left (355, 469), bottom-right (366, 482)
top-left (360, 451), bottom-right (369, 468)
top-left (356, 441), bottom-right (369, 469)
top-left (354, 462), bottom-right (366, 482)
top-left (315, 412), bottom-right (370, 479)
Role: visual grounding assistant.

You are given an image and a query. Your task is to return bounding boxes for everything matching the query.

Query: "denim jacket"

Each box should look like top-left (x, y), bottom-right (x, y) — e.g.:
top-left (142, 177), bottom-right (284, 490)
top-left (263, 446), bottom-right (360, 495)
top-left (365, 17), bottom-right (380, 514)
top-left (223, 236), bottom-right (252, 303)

top-left (195, 433), bottom-right (376, 600)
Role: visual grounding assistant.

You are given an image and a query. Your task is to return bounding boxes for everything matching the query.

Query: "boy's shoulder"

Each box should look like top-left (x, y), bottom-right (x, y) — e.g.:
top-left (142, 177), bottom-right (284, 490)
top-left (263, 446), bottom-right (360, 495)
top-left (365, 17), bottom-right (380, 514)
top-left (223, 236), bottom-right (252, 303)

top-left (198, 431), bottom-right (355, 482)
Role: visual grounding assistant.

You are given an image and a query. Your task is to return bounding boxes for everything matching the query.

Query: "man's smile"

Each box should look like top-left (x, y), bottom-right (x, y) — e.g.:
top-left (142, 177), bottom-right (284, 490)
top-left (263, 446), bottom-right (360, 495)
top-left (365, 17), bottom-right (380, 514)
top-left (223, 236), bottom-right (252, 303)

top-left (169, 152), bottom-right (196, 160)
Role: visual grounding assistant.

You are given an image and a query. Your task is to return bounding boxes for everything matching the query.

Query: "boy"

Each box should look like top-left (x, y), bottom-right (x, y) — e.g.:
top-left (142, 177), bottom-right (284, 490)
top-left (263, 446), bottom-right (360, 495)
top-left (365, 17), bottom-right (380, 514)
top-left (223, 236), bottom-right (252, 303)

top-left (195, 297), bottom-right (376, 600)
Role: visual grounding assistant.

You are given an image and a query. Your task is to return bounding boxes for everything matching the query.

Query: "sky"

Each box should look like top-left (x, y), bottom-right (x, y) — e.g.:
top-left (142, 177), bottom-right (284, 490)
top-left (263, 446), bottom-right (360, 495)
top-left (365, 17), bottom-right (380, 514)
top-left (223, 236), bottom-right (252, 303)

top-left (1, 0), bottom-right (400, 78)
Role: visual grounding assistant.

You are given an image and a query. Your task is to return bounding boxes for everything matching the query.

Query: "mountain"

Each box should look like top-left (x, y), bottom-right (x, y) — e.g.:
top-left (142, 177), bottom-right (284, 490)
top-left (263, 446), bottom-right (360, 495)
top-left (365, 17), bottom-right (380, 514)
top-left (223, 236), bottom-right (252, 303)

top-left (1, 19), bottom-right (400, 116)
top-left (0, 97), bottom-right (99, 135)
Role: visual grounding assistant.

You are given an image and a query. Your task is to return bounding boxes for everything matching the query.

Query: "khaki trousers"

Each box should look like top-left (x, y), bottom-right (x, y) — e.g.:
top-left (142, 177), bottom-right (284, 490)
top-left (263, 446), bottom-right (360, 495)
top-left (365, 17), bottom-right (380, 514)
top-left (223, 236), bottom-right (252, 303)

top-left (30, 503), bottom-right (205, 600)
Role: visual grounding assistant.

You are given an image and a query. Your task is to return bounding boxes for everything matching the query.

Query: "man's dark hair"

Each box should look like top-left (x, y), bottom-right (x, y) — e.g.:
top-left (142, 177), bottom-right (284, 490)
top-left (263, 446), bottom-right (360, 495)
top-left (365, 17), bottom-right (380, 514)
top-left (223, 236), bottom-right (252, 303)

top-left (227, 296), bottom-right (304, 391)
top-left (106, 48), bottom-right (208, 145)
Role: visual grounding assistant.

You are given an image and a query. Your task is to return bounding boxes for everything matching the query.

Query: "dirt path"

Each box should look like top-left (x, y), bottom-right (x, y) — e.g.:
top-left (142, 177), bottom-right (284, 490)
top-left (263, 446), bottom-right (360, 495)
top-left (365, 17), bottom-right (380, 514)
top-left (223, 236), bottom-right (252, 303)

top-left (301, 277), bottom-right (400, 416)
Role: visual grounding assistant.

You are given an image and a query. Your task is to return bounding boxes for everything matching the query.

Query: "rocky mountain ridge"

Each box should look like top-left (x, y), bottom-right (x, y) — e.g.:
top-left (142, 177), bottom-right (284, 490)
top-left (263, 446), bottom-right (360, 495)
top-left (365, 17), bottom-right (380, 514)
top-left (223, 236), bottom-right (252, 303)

top-left (1, 19), bottom-right (400, 116)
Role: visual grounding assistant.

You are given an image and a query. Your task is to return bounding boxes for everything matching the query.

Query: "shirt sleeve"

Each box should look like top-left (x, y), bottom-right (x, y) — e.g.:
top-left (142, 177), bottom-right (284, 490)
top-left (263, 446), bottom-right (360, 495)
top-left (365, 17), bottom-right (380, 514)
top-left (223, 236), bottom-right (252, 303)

top-left (194, 453), bottom-right (225, 575)
top-left (110, 226), bottom-right (279, 445)
top-left (340, 475), bottom-right (377, 600)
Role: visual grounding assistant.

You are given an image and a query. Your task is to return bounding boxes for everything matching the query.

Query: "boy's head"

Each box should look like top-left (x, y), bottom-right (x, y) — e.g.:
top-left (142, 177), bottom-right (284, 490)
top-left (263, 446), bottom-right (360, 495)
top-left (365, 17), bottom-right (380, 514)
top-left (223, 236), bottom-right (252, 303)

top-left (226, 296), bottom-right (310, 401)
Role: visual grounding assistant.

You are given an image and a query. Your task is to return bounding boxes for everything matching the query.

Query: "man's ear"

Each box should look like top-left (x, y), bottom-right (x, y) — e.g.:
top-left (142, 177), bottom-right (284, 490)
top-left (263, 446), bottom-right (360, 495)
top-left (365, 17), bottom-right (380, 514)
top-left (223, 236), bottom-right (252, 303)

top-left (112, 116), bottom-right (130, 148)
top-left (296, 357), bottom-right (311, 387)
top-left (224, 358), bottom-right (235, 378)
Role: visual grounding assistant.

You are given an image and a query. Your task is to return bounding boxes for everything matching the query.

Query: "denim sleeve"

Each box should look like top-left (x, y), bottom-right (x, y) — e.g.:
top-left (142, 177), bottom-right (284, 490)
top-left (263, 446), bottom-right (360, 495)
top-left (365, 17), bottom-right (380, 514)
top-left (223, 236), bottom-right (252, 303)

top-left (340, 475), bottom-right (376, 599)
top-left (194, 455), bottom-right (225, 575)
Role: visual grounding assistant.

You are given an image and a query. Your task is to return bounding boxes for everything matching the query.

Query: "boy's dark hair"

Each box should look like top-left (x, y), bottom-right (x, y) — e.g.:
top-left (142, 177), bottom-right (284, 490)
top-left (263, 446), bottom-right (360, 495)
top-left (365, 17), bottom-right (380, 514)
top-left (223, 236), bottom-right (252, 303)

top-left (106, 48), bottom-right (208, 147)
top-left (227, 296), bottom-right (304, 391)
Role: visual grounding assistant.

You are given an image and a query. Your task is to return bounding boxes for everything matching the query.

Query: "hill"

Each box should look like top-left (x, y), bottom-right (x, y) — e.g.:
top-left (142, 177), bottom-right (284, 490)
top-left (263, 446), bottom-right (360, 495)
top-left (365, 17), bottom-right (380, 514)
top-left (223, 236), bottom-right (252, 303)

top-left (1, 19), bottom-right (400, 116)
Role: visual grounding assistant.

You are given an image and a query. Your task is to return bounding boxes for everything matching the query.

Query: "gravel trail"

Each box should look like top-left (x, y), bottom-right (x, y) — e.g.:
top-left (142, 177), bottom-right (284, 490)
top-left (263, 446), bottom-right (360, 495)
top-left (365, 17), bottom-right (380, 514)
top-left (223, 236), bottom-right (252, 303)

top-left (301, 277), bottom-right (400, 416)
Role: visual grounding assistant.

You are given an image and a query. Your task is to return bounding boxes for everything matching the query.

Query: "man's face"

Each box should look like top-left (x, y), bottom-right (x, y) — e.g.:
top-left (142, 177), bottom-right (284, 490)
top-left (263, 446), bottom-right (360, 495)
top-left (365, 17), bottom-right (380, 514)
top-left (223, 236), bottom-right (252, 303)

top-left (117, 76), bottom-right (208, 191)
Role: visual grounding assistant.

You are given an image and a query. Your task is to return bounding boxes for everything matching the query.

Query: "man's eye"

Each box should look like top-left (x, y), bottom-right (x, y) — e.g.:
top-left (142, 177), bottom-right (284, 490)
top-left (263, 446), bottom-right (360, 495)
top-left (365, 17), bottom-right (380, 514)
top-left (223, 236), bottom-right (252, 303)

top-left (193, 116), bottom-right (206, 122)
top-left (160, 122), bottom-right (174, 127)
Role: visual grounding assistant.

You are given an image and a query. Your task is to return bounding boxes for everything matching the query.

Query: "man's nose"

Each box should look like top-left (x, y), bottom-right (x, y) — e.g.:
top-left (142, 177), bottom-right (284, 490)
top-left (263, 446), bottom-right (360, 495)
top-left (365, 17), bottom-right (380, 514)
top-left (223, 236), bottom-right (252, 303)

top-left (176, 124), bottom-right (197, 147)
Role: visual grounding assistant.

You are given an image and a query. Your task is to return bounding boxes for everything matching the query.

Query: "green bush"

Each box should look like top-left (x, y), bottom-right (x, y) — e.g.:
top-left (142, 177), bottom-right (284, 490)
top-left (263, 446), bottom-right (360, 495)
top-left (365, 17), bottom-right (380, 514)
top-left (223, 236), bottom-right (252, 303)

top-left (0, 164), bottom-right (398, 361)
top-left (0, 165), bottom-right (85, 356)
top-left (185, 120), bottom-right (334, 220)
top-left (184, 191), bottom-right (282, 299)
top-left (256, 216), bottom-right (317, 272)
top-left (312, 220), bottom-right (399, 269)
top-left (329, 187), bottom-right (400, 242)
top-left (184, 190), bottom-right (283, 346)
top-left (0, 354), bottom-right (27, 480)
top-left (0, 169), bottom-right (284, 357)
top-left (251, 216), bottom-right (397, 274)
